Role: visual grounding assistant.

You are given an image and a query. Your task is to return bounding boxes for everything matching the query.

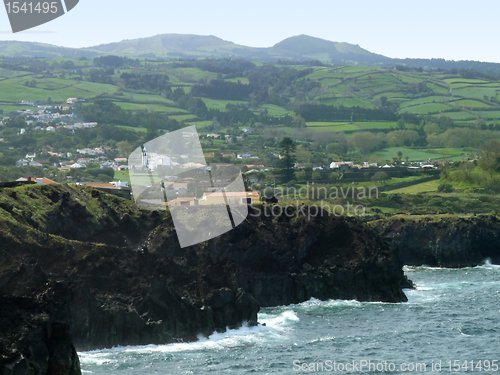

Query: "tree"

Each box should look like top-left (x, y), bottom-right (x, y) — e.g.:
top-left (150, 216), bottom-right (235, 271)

top-left (478, 139), bottom-right (500, 176)
top-left (371, 171), bottom-right (389, 184)
top-left (279, 137), bottom-right (296, 183)
top-left (117, 141), bottom-right (135, 158)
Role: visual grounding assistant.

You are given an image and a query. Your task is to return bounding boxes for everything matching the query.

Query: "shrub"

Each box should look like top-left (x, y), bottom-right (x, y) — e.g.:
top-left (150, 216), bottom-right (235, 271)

top-left (438, 183), bottom-right (453, 193)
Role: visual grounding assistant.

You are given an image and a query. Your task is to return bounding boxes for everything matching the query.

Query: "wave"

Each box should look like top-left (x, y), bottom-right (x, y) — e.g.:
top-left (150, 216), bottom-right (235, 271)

top-left (476, 259), bottom-right (500, 269)
top-left (404, 259), bottom-right (500, 272)
top-left (79, 312), bottom-right (298, 363)
top-left (403, 265), bottom-right (446, 272)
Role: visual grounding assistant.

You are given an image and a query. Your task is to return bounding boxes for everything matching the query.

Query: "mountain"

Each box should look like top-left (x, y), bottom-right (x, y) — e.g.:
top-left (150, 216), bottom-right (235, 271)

top-left (1, 34), bottom-right (500, 72)
top-left (0, 40), bottom-right (99, 59)
top-left (85, 33), bottom-right (265, 59)
top-left (267, 35), bottom-right (390, 64)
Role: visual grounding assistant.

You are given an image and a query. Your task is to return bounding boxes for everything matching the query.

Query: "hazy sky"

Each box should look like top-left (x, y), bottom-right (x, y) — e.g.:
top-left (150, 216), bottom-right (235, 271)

top-left (1, 0), bottom-right (499, 62)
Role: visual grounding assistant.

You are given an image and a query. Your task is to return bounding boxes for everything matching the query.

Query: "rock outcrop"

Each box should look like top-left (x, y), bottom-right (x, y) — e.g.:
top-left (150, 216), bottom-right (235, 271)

top-left (0, 185), bottom-right (411, 374)
top-left (371, 214), bottom-right (500, 267)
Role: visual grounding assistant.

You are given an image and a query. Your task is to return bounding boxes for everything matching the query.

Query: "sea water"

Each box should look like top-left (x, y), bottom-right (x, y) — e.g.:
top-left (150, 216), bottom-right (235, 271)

top-left (79, 263), bottom-right (500, 374)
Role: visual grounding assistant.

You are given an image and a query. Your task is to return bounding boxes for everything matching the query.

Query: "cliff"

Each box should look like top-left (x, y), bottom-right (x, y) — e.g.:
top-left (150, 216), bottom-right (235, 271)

top-left (370, 214), bottom-right (500, 267)
top-left (0, 185), bottom-right (410, 374)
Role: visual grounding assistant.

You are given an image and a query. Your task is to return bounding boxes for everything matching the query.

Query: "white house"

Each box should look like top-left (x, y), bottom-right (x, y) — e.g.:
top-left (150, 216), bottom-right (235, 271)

top-left (330, 161), bottom-right (354, 173)
top-left (147, 155), bottom-right (172, 170)
top-left (237, 153), bottom-right (257, 159)
top-left (110, 181), bottom-right (128, 188)
top-left (46, 126), bottom-right (55, 132)
top-left (16, 159), bottom-right (30, 167)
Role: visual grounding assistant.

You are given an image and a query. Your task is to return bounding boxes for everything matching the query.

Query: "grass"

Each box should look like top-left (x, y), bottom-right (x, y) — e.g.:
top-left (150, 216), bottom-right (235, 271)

top-left (442, 111), bottom-right (477, 120)
top-left (121, 92), bottom-right (174, 104)
top-left (261, 104), bottom-right (289, 116)
top-left (0, 68), bottom-right (30, 78)
top-left (0, 77), bottom-right (117, 102)
top-left (225, 77), bottom-right (249, 84)
top-left (0, 104), bottom-right (39, 114)
top-left (398, 96), bottom-right (450, 108)
top-left (452, 99), bottom-right (491, 108)
top-left (357, 121), bottom-right (398, 130)
top-left (116, 125), bottom-right (148, 133)
top-left (169, 114), bottom-right (198, 122)
top-left (305, 121), bottom-right (397, 132)
top-left (113, 101), bottom-right (187, 113)
top-left (386, 180), bottom-right (441, 194)
top-left (114, 170), bottom-right (131, 184)
top-left (472, 111), bottom-right (500, 120)
top-left (369, 147), bottom-right (466, 162)
top-left (453, 87), bottom-right (498, 100)
top-left (309, 124), bottom-right (360, 132)
top-left (185, 120), bottom-right (212, 130)
top-left (399, 103), bottom-right (452, 115)
top-left (318, 97), bottom-right (376, 108)
top-left (200, 98), bottom-right (248, 111)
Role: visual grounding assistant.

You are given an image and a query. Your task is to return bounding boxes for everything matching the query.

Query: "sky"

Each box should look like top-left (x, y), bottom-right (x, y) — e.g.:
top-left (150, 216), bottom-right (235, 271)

top-left (1, 0), bottom-right (499, 62)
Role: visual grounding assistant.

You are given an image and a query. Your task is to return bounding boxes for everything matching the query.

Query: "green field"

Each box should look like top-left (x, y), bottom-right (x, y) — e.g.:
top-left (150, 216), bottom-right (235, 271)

top-left (453, 86), bottom-right (498, 100)
top-left (399, 103), bottom-right (452, 114)
top-left (357, 121), bottom-right (398, 130)
top-left (261, 104), bottom-right (289, 116)
top-left (186, 120), bottom-right (212, 130)
top-left (225, 77), bottom-right (249, 84)
top-left (114, 170), bottom-right (131, 184)
top-left (169, 114), bottom-right (198, 122)
top-left (113, 101), bottom-right (187, 113)
top-left (453, 99), bottom-right (491, 108)
top-left (306, 121), bottom-right (398, 131)
top-left (0, 104), bottom-right (39, 114)
top-left (442, 111), bottom-right (477, 120)
top-left (387, 180), bottom-right (441, 194)
top-left (370, 147), bottom-right (466, 162)
top-left (0, 77), bottom-right (118, 102)
top-left (0, 68), bottom-right (30, 78)
top-left (116, 125), bottom-right (147, 133)
top-left (398, 96), bottom-right (450, 108)
top-left (308, 124), bottom-right (360, 132)
top-left (121, 93), bottom-right (174, 104)
top-left (200, 98), bottom-right (248, 111)
top-left (473, 111), bottom-right (500, 120)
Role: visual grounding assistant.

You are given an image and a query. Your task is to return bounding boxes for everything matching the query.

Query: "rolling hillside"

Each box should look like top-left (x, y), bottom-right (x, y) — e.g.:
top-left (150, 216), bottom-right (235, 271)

top-left (0, 34), bottom-right (499, 72)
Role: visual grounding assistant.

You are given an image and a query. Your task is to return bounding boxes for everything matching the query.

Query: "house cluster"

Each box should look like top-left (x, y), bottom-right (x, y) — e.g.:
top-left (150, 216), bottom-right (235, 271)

top-left (168, 191), bottom-right (260, 207)
top-left (18, 108), bottom-right (73, 124)
top-left (77, 147), bottom-right (106, 156)
top-left (100, 159), bottom-right (129, 171)
top-left (237, 153), bottom-right (259, 159)
top-left (130, 151), bottom-right (208, 172)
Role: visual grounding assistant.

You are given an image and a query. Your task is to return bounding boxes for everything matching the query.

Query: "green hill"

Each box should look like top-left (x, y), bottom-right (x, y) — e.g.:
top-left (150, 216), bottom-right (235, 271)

top-left (1, 34), bottom-right (500, 72)
top-left (0, 41), bottom-right (99, 59)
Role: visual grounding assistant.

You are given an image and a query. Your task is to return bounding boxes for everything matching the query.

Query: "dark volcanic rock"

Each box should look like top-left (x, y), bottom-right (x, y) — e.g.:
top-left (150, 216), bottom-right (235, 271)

top-left (0, 296), bottom-right (80, 375)
top-left (371, 214), bottom-right (500, 267)
top-left (0, 185), bottom-right (410, 373)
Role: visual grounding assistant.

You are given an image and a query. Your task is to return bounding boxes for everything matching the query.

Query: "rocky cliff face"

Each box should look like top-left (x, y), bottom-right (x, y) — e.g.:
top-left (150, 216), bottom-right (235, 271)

top-left (0, 185), bottom-right (411, 374)
top-left (371, 214), bottom-right (500, 267)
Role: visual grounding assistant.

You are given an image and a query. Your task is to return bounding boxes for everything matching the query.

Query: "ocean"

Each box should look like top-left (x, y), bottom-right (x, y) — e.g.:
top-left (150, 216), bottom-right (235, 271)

top-left (79, 263), bottom-right (500, 374)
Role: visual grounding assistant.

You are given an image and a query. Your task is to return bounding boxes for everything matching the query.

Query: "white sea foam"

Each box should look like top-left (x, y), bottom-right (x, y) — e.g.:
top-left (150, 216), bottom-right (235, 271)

top-left (404, 265), bottom-right (445, 272)
top-left (477, 259), bottom-right (500, 269)
top-left (79, 318), bottom-right (289, 363)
